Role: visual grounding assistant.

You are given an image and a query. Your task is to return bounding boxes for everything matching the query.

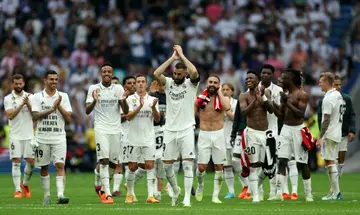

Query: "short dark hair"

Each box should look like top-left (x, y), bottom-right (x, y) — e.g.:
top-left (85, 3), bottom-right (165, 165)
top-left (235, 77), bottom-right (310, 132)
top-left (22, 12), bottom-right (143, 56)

top-left (136, 74), bottom-right (147, 81)
top-left (334, 75), bottom-right (341, 80)
top-left (12, 74), bottom-right (25, 83)
top-left (286, 68), bottom-right (302, 87)
top-left (101, 62), bottom-right (113, 68)
top-left (44, 70), bottom-right (58, 79)
top-left (262, 64), bottom-right (275, 73)
top-left (122, 76), bottom-right (135, 85)
top-left (112, 76), bottom-right (119, 81)
top-left (321, 72), bottom-right (335, 86)
top-left (175, 62), bottom-right (187, 70)
top-left (208, 74), bottom-right (220, 82)
top-left (247, 70), bottom-right (260, 80)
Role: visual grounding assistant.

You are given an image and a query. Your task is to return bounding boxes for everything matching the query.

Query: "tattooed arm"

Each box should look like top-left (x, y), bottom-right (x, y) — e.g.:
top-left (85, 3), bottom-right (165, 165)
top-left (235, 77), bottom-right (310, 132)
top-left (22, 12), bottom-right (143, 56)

top-left (319, 114), bottom-right (331, 138)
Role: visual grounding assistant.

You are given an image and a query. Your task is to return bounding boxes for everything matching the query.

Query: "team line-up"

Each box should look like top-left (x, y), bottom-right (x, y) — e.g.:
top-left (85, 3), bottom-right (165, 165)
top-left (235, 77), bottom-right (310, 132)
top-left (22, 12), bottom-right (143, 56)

top-left (3, 45), bottom-right (355, 206)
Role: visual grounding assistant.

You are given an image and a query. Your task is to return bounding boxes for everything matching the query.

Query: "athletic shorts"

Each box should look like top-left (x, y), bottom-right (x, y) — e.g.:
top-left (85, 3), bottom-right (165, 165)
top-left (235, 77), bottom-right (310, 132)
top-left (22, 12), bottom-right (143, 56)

top-left (95, 131), bottom-right (121, 163)
top-left (128, 145), bottom-right (156, 163)
top-left (337, 136), bottom-right (348, 152)
top-left (244, 127), bottom-right (266, 164)
top-left (119, 132), bottom-right (129, 163)
top-left (155, 158), bottom-right (165, 179)
top-left (321, 138), bottom-right (338, 161)
top-left (233, 134), bottom-right (242, 155)
top-left (163, 126), bottom-right (195, 161)
top-left (197, 129), bottom-right (226, 165)
top-left (35, 141), bottom-right (66, 167)
top-left (154, 126), bottom-right (165, 159)
top-left (9, 138), bottom-right (34, 160)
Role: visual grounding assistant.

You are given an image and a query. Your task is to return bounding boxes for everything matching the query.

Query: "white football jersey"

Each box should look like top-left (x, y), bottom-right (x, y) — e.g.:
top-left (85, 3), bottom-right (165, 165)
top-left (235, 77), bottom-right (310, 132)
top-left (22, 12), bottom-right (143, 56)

top-left (164, 77), bottom-right (199, 131)
top-left (322, 88), bottom-right (344, 143)
top-left (4, 91), bottom-right (34, 140)
top-left (31, 90), bottom-right (72, 144)
top-left (126, 92), bottom-right (159, 146)
top-left (259, 82), bottom-right (283, 134)
top-left (223, 97), bottom-right (237, 140)
top-left (86, 83), bottom-right (124, 134)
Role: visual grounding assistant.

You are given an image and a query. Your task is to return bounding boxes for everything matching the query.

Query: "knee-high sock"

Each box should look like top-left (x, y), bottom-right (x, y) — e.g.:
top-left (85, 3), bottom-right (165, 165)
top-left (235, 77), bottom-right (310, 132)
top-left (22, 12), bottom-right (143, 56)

top-left (337, 162), bottom-right (344, 180)
top-left (276, 173), bottom-right (285, 196)
top-left (164, 163), bottom-right (179, 194)
top-left (23, 162), bottom-right (34, 186)
top-left (196, 168), bottom-right (206, 188)
top-left (288, 160), bottom-right (298, 194)
top-left (224, 167), bottom-right (235, 193)
top-left (100, 164), bottom-right (111, 196)
top-left (249, 168), bottom-right (259, 199)
top-left (94, 169), bottom-right (101, 186)
top-left (173, 161), bottom-right (180, 174)
top-left (56, 176), bottom-right (65, 197)
top-left (327, 164), bottom-right (340, 195)
top-left (134, 167), bottom-right (146, 184)
top-left (303, 178), bottom-right (312, 197)
top-left (12, 163), bottom-right (21, 192)
top-left (146, 169), bottom-right (155, 198)
top-left (182, 161), bottom-right (194, 202)
top-left (232, 158), bottom-right (249, 189)
top-left (113, 173), bottom-right (123, 192)
top-left (126, 169), bottom-right (135, 195)
top-left (283, 168), bottom-right (289, 194)
top-left (40, 175), bottom-right (50, 198)
top-left (213, 170), bottom-right (224, 199)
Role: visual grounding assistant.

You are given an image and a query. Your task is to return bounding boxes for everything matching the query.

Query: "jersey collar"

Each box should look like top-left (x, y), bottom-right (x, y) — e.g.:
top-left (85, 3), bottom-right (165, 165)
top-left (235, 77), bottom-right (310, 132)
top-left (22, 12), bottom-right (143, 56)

top-left (11, 90), bottom-right (24, 98)
top-left (325, 88), bottom-right (336, 96)
top-left (134, 92), bottom-right (148, 99)
top-left (99, 82), bottom-right (114, 90)
top-left (42, 89), bottom-right (58, 97)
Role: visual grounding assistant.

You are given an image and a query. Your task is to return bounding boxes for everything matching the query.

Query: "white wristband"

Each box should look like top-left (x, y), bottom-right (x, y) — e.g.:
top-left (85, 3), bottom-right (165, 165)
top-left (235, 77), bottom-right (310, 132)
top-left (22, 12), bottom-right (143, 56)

top-left (262, 94), bottom-right (268, 102)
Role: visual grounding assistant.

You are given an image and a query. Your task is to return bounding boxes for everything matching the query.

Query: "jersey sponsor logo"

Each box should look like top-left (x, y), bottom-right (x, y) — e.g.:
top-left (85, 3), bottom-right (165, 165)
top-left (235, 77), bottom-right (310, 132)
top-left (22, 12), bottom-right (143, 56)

top-left (169, 90), bottom-right (187, 100)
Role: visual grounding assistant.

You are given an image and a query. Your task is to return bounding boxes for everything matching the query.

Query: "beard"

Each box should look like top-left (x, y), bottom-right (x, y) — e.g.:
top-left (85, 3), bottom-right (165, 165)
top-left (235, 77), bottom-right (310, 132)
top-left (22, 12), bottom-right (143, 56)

top-left (207, 86), bottom-right (217, 95)
top-left (14, 87), bottom-right (23, 93)
top-left (173, 76), bottom-right (185, 85)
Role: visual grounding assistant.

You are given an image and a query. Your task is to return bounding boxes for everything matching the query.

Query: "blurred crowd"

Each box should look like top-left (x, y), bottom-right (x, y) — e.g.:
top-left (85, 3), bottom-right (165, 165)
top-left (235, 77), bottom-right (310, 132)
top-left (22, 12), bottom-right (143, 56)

top-left (0, 0), bottom-right (359, 171)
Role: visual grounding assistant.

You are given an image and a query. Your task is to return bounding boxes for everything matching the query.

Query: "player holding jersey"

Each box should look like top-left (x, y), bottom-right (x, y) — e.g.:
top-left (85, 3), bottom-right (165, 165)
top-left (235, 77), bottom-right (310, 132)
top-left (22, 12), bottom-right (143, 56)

top-left (31, 70), bottom-right (72, 204)
top-left (86, 63), bottom-right (128, 204)
top-left (221, 83), bottom-right (238, 199)
top-left (154, 45), bottom-right (200, 207)
top-left (125, 75), bottom-right (160, 204)
top-left (4, 74), bottom-right (34, 198)
top-left (317, 72), bottom-right (344, 200)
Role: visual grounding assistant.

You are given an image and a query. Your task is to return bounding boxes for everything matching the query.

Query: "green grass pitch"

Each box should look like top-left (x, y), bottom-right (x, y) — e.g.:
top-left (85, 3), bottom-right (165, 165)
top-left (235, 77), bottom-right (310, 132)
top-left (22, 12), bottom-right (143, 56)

top-left (0, 172), bottom-right (359, 215)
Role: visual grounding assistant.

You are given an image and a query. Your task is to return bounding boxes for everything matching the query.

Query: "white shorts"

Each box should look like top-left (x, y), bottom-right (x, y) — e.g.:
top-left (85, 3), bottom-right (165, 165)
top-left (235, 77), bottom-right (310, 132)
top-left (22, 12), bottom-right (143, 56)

top-left (244, 127), bottom-right (266, 164)
top-left (224, 132), bottom-right (232, 149)
top-left (225, 148), bottom-right (233, 166)
top-left (277, 124), bottom-right (308, 164)
top-left (337, 136), bottom-right (348, 152)
top-left (154, 126), bottom-right (165, 159)
top-left (163, 126), bottom-right (195, 161)
top-left (197, 129), bottom-right (226, 165)
top-left (35, 142), bottom-right (66, 167)
top-left (128, 145), bottom-right (156, 163)
top-left (119, 133), bottom-right (129, 163)
top-left (155, 158), bottom-right (165, 179)
top-left (232, 134), bottom-right (242, 155)
top-left (95, 131), bottom-right (121, 163)
top-left (9, 138), bottom-right (34, 160)
top-left (321, 138), bottom-right (338, 161)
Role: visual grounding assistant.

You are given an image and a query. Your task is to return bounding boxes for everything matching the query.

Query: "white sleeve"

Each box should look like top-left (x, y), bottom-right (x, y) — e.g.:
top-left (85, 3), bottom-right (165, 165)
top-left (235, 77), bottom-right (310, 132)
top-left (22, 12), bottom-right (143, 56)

top-left (30, 94), bottom-right (41, 112)
top-left (117, 85), bottom-right (124, 99)
top-left (61, 93), bottom-right (73, 112)
top-left (322, 97), bottom-right (333, 115)
top-left (164, 77), bottom-right (172, 91)
top-left (4, 96), bottom-right (13, 111)
top-left (127, 97), bottom-right (135, 111)
top-left (86, 85), bottom-right (94, 104)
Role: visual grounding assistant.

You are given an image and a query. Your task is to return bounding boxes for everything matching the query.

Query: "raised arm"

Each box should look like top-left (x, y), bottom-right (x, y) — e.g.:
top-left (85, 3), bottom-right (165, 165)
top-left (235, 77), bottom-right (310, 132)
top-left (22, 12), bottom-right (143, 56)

top-left (285, 91), bottom-right (308, 118)
top-left (57, 95), bottom-right (72, 123)
top-left (153, 52), bottom-right (177, 86)
top-left (4, 95), bottom-right (31, 120)
top-left (85, 88), bottom-right (98, 115)
top-left (173, 45), bottom-right (199, 81)
top-left (217, 87), bottom-right (230, 111)
top-left (152, 99), bottom-right (160, 123)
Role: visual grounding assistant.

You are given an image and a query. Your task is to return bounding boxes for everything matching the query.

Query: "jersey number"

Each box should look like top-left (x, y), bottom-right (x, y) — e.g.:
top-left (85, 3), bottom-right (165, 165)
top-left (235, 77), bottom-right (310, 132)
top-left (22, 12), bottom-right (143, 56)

top-left (96, 143), bottom-right (100, 151)
top-left (339, 104), bottom-right (346, 123)
top-left (155, 136), bottom-right (164, 150)
top-left (128, 146), bottom-right (134, 154)
top-left (11, 143), bottom-right (15, 150)
top-left (35, 149), bottom-right (43, 158)
top-left (245, 146), bottom-right (256, 155)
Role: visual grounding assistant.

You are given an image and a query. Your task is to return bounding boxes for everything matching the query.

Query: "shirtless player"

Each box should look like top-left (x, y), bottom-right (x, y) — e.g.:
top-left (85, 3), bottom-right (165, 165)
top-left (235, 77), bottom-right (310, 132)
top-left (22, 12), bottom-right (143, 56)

top-left (194, 75), bottom-right (230, 204)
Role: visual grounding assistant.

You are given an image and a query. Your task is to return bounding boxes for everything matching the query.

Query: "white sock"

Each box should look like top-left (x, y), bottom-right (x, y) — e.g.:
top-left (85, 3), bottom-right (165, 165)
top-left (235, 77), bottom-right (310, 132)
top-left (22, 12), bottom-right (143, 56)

top-left (269, 176), bottom-right (277, 197)
top-left (276, 174), bottom-right (285, 196)
top-left (126, 170), bottom-right (135, 195)
top-left (288, 160), bottom-right (298, 194)
top-left (109, 167), bottom-right (115, 181)
top-left (327, 164), bottom-right (340, 195)
top-left (173, 161), bottom-right (180, 174)
top-left (23, 163), bottom-right (34, 186)
top-left (153, 177), bottom-right (158, 194)
top-left (113, 173), bottom-right (123, 192)
top-left (303, 178), bottom-right (312, 197)
top-left (249, 168), bottom-right (259, 199)
top-left (56, 176), bottom-right (65, 197)
top-left (196, 168), bottom-right (205, 188)
top-left (213, 170), bottom-right (224, 199)
top-left (283, 169), bottom-right (289, 194)
top-left (124, 165), bottom-right (129, 180)
top-left (12, 163), bottom-right (21, 192)
top-left (40, 175), bottom-right (50, 198)
top-left (94, 169), bottom-right (101, 186)
top-left (164, 163), bottom-right (179, 194)
top-left (134, 167), bottom-right (146, 184)
top-left (337, 163), bottom-right (344, 179)
top-left (100, 164), bottom-right (111, 196)
top-left (147, 169), bottom-right (155, 198)
top-left (224, 167), bottom-right (235, 193)
top-left (257, 169), bottom-right (266, 187)
top-left (183, 161), bottom-right (194, 202)
top-left (240, 175), bottom-right (249, 188)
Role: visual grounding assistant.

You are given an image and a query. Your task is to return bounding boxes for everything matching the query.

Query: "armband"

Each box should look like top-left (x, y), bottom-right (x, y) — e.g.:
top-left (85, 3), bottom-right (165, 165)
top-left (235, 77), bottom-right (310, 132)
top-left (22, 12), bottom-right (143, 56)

top-left (190, 75), bottom-right (200, 84)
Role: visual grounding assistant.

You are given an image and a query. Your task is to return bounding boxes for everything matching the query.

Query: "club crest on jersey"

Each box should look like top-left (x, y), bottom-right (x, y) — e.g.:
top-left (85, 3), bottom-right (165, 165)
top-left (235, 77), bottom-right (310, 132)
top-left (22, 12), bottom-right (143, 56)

top-left (182, 84), bottom-right (186, 89)
top-left (132, 98), bottom-right (137, 104)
